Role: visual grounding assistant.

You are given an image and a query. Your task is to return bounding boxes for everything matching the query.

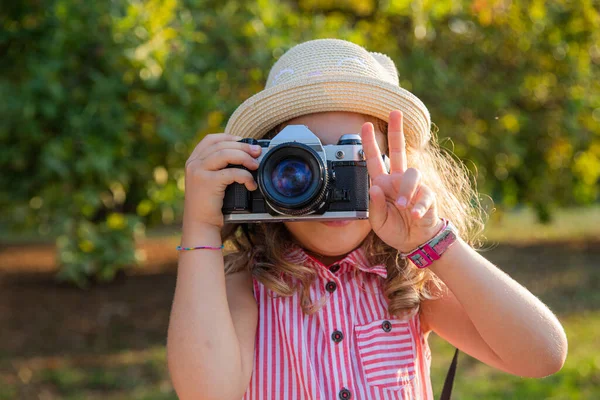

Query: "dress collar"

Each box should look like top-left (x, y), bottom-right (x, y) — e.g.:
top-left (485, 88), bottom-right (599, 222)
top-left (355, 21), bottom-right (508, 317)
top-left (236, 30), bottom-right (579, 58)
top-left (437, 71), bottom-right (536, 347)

top-left (284, 243), bottom-right (388, 279)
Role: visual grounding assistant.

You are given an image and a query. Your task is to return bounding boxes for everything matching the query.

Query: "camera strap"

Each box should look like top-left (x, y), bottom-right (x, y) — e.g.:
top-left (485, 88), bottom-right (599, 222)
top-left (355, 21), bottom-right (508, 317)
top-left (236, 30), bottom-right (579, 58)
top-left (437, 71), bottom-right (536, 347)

top-left (440, 348), bottom-right (459, 400)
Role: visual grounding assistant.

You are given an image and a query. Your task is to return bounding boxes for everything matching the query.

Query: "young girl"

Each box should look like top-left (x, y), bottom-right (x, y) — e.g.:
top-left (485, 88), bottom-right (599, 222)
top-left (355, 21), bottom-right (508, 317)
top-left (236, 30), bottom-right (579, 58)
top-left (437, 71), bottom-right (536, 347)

top-left (167, 39), bottom-right (568, 400)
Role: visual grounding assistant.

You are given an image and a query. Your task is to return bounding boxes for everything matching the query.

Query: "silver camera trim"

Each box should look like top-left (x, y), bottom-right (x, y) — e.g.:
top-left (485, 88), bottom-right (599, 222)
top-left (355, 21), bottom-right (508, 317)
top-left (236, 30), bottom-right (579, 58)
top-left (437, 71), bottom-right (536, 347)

top-left (253, 125), bottom-right (364, 165)
top-left (224, 211), bottom-right (369, 223)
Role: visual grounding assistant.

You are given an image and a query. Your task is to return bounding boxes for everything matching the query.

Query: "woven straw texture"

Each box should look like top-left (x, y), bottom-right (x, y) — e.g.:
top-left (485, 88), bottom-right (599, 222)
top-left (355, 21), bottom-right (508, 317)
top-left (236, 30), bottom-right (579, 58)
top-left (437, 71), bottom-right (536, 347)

top-left (224, 39), bottom-right (431, 146)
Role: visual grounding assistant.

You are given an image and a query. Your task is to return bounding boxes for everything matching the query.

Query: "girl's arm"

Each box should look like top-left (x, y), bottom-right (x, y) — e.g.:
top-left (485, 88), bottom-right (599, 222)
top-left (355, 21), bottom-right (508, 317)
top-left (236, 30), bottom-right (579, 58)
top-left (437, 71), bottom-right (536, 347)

top-left (168, 132), bottom-right (261, 399)
top-left (167, 224), bottom-right (258, 400)
top-left (420, 237), bottom-right (568, 378)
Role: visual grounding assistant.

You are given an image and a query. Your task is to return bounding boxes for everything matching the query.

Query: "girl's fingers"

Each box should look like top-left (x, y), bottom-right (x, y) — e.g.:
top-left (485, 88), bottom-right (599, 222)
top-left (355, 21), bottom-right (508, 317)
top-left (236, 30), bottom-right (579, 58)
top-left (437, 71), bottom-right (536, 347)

top-left (360, 122), bottom-right (387, 178)
top-left (388, 110), bottom-right (407, 174)
top-left (409, 184), bottom-right (435, 219)
top-left (392, 168), bottom-right (421, 209)
top-left (187, 133), bottom-right (243, 163)
top-left (216, 168), bottom-right (258, 191)
top-left (202, 149), bottom-right (260, 171)
top-left (368, 185), bottom-right (388, 231)
top-left (197, 139), bottom-right (262, 160)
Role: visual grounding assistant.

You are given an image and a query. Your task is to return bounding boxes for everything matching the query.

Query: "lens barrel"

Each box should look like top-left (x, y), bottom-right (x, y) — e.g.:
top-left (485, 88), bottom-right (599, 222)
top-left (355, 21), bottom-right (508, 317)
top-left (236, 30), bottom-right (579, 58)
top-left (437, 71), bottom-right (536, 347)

top-left (258, 142), bottom-right (328, 215)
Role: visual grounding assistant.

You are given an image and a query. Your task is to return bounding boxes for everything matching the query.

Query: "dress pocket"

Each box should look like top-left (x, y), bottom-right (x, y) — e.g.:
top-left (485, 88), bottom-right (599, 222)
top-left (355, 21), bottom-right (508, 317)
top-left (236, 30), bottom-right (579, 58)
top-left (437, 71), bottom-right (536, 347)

top-left (354, 319), bottom-right (416, 390)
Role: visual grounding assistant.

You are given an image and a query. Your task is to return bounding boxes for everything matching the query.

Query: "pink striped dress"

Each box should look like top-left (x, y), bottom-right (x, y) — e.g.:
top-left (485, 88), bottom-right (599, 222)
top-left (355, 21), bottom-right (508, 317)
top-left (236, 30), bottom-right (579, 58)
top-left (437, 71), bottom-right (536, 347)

top-left (242, 245), bottom-right (433, 400)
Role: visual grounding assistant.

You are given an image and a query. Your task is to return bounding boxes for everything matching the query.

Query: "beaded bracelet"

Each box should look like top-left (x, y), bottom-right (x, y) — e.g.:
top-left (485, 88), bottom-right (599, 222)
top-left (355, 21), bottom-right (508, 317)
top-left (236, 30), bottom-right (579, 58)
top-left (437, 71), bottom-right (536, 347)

top-left (176, 244), bottom-right (224, 251)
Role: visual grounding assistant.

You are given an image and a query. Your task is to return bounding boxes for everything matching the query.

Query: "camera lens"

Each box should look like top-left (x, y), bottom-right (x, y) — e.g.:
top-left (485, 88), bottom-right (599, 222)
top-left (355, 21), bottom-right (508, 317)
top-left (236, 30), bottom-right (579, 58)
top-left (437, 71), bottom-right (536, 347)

top-left (258, 143), bottom-right (328, 216)
top-left (271, 159), bottom-right (313, 197)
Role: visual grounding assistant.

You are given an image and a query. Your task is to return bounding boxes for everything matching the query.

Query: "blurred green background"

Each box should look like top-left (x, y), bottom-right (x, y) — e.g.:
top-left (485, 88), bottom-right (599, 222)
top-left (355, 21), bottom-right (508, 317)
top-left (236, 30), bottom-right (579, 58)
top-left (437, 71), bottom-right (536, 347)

top-left (1, 0), bottom-right (599, 399)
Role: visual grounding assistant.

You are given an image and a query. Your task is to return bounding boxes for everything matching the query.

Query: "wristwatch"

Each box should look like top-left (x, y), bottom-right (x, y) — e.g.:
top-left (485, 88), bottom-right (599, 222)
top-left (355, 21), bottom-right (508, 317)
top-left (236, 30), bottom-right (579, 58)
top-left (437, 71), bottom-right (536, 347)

top-left (400, 218), bottom-right (459, 268)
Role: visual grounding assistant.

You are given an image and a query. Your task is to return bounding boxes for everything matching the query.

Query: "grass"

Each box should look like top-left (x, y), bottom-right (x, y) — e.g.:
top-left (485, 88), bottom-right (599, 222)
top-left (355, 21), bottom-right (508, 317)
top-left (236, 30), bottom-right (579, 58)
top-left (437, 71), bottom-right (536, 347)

top-left (481, 205), bottom-right (600, 244)
top-left (429, 312), bottom-right (600, 399)
top-left (3, 349), bottom-right (177, 400)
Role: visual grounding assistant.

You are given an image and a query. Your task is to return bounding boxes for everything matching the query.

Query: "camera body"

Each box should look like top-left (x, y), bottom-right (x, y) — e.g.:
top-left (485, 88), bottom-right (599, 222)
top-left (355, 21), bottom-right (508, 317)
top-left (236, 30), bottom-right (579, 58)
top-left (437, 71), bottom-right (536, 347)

top-left (222, 125), bottom-right (375, 223)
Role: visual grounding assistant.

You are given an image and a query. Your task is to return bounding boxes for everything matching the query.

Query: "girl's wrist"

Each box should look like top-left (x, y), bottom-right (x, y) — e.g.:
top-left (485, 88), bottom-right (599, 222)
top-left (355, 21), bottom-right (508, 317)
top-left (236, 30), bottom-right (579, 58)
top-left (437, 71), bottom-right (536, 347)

top-left (181, 221), bottom-right (222, 247)
top-left (397, 218), bottom-right (447, 254)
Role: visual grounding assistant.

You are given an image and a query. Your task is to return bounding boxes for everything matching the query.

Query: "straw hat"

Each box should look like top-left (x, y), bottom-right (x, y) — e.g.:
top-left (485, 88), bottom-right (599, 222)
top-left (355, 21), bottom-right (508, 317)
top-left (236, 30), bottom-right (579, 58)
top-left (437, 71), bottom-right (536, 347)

top-left (224, 38), bottom-right (431, 146)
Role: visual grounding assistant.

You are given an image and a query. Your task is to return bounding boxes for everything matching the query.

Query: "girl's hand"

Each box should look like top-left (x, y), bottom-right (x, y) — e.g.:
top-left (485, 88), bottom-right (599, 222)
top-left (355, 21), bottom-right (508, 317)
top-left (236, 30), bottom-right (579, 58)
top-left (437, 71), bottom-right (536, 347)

top-left (361, 110), bottom-right (445, 253)
top-left (183, 133), bottom-right (262, 229)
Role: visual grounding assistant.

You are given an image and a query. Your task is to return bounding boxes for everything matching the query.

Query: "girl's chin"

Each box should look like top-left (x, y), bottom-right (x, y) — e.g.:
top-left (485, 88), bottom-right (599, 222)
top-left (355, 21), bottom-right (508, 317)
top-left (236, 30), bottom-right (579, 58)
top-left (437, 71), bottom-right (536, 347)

top-left (284, 219), bottom-right (371, 254)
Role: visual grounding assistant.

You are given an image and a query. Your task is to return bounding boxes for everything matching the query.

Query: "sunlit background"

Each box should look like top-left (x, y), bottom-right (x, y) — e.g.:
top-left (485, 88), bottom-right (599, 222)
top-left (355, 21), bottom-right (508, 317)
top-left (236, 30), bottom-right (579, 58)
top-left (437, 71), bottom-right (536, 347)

top-left (1, 0), bottom-right (599, 399)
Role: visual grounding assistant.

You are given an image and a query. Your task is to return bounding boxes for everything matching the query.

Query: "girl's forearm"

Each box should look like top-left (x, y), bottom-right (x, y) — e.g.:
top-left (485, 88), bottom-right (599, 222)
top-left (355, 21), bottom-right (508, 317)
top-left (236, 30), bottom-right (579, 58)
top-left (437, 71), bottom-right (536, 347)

top-left (167, 223), bottom-right (244, 400)
top-left (428, 238), bottom-right (568, 375)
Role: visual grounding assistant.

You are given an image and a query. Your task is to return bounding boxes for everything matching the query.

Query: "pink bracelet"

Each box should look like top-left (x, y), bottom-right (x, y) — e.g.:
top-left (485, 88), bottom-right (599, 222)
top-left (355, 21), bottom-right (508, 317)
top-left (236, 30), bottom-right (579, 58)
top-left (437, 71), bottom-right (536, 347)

top-left (176, 244), bottom-right (224, 251)
top-left (400, 218), bottom-right (459, 268)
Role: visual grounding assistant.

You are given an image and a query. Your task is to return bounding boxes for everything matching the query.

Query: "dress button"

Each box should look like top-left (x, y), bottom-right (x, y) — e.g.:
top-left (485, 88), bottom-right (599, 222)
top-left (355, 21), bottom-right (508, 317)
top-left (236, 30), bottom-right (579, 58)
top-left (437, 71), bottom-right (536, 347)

top-left (382, 320), bottom-right (392, 332)
top-left (339, 388), bottom-right (352, 399)
top-left (329, 264), bottom-right (341, 273)
top-left (325, 281), bottom-right (337, 293)
top-left (331, 330), bottom-right (344, 343)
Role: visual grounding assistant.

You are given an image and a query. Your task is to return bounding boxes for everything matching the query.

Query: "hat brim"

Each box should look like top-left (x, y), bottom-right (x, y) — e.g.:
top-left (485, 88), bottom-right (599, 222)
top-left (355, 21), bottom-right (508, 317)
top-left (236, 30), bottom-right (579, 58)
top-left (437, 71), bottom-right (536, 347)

top-left (224, 75), bottom-right (431, 145)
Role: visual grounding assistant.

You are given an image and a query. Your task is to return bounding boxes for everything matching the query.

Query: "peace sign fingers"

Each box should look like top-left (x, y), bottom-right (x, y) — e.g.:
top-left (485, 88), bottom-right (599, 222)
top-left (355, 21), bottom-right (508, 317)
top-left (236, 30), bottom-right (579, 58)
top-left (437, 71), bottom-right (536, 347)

top-left (388, 110), bottom-right (407, 174)
top-left (360, 122), bottom-right (387, 178)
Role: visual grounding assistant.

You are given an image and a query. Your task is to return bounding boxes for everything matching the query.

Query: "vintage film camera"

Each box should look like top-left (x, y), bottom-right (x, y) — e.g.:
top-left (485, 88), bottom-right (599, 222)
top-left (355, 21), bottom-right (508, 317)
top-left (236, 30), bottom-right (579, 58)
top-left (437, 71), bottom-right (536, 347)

top-left (222, 125), bottom-right (388, 223)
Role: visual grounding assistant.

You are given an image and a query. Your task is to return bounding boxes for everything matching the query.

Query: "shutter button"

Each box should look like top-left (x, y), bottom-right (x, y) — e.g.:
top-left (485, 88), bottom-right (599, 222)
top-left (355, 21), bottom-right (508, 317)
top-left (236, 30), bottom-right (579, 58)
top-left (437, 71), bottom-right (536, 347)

top-left (339, 388), bottom-right (352, 399)
top-left (331, 330), bottom-right (344, 343)
top-left (382, 320), bottom-right (392, 332)
top-left (329, 264), bottom-right (341, 273)
top-left (326, 281), bottom-right (337, 293)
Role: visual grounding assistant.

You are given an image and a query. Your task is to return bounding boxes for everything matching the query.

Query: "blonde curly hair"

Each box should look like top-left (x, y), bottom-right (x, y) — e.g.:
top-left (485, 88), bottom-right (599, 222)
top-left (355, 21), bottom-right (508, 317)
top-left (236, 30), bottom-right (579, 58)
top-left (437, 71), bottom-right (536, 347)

top-left (222, 115), bottom-right (490, 318)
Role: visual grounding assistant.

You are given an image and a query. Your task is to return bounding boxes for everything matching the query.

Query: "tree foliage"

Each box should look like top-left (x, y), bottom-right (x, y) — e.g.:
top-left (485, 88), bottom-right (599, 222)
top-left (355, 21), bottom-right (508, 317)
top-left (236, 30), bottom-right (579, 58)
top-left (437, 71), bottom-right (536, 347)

top-left (1, 0), bottom-right (598, 285)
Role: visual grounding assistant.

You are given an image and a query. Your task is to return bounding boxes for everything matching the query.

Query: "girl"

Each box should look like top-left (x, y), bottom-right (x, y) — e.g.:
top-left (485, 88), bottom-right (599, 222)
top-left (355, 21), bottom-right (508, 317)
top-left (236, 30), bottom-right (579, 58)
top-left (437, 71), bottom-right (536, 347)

top-left (167, 39), bottom-right (568, 400)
